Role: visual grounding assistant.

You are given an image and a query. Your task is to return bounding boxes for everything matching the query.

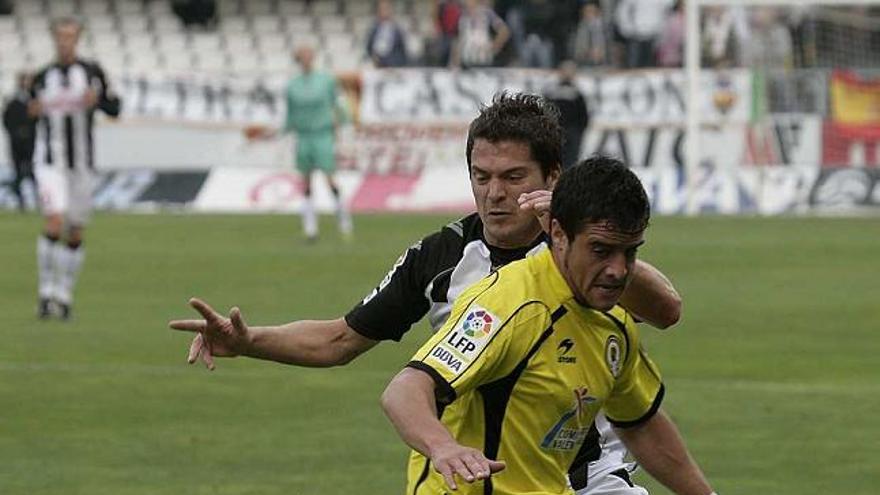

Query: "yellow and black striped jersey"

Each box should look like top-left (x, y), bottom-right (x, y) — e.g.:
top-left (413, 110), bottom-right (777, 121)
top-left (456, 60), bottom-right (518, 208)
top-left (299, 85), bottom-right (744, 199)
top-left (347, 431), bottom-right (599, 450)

top-left (404, 248), bottom-right (664, 495)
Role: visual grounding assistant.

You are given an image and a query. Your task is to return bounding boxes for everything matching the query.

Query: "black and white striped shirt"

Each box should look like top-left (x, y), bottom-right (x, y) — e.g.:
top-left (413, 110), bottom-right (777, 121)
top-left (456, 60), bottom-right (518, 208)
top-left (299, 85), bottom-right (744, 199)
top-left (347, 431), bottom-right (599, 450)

top-left (345, 212), bottom-right (546, 341)
top-left (32, 58), bottom-right (120, 170)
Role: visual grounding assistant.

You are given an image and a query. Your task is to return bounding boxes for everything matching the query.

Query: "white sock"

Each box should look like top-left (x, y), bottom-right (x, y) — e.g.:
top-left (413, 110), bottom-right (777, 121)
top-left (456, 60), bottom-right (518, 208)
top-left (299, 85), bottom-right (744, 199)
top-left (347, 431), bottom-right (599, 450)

top-left (301, 197), bottom-right (318, 238)
top-left (37, 235), bottom-right (57, 300)
top-left (336, 200), bottom-right (352, 235)
top-left (53, 243), bottom-right (85, 305)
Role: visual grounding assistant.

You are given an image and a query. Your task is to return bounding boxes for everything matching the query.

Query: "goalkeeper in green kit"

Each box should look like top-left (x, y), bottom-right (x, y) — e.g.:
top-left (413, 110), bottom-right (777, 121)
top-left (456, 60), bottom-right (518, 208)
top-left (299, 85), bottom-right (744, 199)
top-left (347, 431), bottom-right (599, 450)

top-left (251, 45), bottom-right (352, 242)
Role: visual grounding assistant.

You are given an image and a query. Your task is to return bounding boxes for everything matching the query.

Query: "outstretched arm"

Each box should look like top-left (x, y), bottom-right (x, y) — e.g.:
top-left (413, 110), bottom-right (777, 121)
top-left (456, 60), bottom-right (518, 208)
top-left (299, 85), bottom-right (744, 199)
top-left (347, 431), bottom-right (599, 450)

top-left (619, 260), bottom-right (682, 329)
top-left (381, 368), bottom-right (505, 490)
top-left (169, 297), bottom-right (378, 370)
top-left (615, 410), bottom-right (715, 495)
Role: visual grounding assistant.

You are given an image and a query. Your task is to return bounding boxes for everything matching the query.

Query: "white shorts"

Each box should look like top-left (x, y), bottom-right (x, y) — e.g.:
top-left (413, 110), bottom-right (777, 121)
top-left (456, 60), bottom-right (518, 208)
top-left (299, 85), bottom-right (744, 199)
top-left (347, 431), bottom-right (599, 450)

top-left (574, 468), bottom-right (648, 495)
top-left (35, 164), bottom-right (96, 226)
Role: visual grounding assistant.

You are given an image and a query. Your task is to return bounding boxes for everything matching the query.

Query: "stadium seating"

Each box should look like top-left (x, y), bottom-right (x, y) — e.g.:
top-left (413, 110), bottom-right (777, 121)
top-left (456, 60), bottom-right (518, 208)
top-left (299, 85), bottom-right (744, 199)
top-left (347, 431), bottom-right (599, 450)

top-left (1, 0), bottom-right (436, 80)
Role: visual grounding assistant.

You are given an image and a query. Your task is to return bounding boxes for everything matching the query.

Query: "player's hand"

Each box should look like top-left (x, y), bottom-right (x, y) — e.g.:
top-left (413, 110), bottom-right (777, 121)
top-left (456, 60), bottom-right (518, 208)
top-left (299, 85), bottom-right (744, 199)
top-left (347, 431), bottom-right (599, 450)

top-left (168, 297), bottom-right (252, 370)
top-left (243, 124), bottom-right (275, 141)
top-left (518, 190), bottom-right (552, 234)
top-left (429, 441), bottom-right (505, 490)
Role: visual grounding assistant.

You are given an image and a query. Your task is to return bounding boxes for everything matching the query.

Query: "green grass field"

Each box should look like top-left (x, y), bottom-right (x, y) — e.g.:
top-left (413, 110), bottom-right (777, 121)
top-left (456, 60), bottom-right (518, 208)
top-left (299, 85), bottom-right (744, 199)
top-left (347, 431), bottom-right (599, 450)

top-left (1, 212), bottom-right (878, 494)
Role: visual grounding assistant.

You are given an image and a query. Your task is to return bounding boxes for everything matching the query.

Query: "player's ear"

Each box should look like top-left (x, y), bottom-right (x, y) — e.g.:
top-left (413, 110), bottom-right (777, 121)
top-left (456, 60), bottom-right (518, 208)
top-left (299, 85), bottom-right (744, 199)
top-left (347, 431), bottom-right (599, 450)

top-left (546, 165), bottom-right (561, 190)
top-left (550, 218), bottom-right (567, 251)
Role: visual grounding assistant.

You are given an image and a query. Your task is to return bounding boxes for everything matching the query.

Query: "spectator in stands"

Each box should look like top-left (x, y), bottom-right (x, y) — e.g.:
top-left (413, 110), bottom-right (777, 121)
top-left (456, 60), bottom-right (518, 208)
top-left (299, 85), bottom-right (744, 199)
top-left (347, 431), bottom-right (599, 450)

top-left (519, 0), bottom-right (558, 68)
top-left (172, 0), bottom-right (217, 30)
top-left (656, 0), bottom-right (684, 67)
top-left (570, 1), bottom-right (609, 67)
top-left (451, 0), bottom-right (510, 68)
top-left (784, 5), bottom-right (814, 68)
top-left (493, 0), bottom-right (531, 66)
top-left (366, 0), bottom-right (409, 67)
top-left (742, 8), bottom-right (794, 69)
top-left (701, 6), bottom-right (748, 68)
top-left (2, 71), bottom-right (37, 211)
top-left (554, 1), bottom-right (582, 66)
top-left (431, 0), bottom-right (462, 66)
top-left (614, 0), bottom-right (673, 68)
top-left (544, 61), bottom-right (590, 169)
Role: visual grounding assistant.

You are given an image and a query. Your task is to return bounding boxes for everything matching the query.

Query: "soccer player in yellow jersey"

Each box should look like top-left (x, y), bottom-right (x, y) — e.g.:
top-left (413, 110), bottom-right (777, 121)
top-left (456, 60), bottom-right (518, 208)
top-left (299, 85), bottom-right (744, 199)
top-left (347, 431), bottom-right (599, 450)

top-left (382, 157), bottom-right (718, 495)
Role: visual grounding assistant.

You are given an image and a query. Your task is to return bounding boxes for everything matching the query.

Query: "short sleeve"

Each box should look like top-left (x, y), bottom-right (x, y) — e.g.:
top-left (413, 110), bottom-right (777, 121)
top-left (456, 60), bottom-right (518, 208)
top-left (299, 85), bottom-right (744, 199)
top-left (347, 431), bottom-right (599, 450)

top-left (406, 280), bottom-right (548, 405)
top-left (88, 62), bottom-right (121, 117)
top-left (89, 62), bottom-right (108, 87)
top-left (604, 322), bottom-right (664, 427)
top-left (344, 231), bottom-right (445, 341)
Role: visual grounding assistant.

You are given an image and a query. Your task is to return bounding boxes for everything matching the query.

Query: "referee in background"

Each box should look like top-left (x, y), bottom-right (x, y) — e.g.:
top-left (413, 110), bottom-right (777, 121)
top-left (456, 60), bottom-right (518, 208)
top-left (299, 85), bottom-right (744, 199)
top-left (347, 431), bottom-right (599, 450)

top-left (31, 17), bottom-right (120, 320)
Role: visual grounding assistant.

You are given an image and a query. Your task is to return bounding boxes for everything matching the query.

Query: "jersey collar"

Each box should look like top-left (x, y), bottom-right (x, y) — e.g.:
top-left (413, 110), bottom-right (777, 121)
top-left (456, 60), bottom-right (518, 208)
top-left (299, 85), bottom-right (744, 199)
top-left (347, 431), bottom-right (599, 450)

top-left (474, 214), bottom-right (548, 269)
top-left (486, 235), bottom-right (546, 269)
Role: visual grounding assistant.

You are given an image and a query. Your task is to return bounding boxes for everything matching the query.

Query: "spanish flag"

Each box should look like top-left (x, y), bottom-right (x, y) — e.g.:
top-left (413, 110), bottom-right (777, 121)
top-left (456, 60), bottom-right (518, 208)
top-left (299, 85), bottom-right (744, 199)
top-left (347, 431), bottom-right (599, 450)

top-left (831, 70), bottom-right (880, 126)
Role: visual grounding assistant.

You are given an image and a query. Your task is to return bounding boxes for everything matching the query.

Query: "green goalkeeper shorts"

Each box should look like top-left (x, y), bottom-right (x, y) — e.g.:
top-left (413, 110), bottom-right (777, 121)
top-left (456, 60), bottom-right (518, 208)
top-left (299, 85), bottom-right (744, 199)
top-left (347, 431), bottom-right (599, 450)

top-left (295, 131), bottom-right (336, 174)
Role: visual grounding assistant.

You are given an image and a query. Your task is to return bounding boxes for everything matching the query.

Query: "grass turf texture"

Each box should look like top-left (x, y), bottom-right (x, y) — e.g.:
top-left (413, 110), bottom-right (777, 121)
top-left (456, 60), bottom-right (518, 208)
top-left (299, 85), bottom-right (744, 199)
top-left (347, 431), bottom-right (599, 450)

top-left (1, 212), bottom-right (877, 494)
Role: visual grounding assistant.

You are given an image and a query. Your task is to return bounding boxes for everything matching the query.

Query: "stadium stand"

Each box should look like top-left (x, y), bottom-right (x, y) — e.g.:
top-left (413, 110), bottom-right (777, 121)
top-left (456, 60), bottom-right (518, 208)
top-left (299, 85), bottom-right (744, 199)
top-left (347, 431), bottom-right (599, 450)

top-left (0, 0), bottom-right (877, 92)
top-left (0, 1), bottom-right (355, 81)
top-left (1, 0), bottom-right (879, 217)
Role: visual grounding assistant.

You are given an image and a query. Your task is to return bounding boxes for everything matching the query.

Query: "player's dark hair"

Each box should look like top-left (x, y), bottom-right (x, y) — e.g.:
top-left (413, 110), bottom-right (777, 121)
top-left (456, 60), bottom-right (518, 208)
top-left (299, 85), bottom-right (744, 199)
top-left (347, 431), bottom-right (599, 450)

top-left (551, 156), bottom-right (650, 240)
top-left (466, 92), bottom-right (562, 179)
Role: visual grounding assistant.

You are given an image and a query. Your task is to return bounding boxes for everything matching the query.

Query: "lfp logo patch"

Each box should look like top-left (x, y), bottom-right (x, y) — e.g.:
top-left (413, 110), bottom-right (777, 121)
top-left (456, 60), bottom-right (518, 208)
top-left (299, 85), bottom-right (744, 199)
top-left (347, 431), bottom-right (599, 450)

top-left (426, 306), bottom-right (500, 377)
top-left (463, 310), bottom-right (494, 338)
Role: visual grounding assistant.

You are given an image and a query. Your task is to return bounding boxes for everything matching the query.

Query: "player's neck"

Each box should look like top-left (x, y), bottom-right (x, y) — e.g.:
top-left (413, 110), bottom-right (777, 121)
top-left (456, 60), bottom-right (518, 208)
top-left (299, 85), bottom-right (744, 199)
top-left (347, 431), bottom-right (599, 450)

top-left (57, 54), bottom-right (77, 66)
top-left (482, 227), bottom-right (544, 251)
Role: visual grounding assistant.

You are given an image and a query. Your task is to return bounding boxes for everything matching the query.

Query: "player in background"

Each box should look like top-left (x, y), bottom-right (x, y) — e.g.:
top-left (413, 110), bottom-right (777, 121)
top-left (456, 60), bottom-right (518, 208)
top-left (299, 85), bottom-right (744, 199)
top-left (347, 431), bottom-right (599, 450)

top-left (249, 45), bottom-right (352, 242)
top-left (170, 93), bottom-right (682, 495)
top-left (32, 17), bottom-right (121, 320)
top-left (382, 157), bottom-right (717, 495)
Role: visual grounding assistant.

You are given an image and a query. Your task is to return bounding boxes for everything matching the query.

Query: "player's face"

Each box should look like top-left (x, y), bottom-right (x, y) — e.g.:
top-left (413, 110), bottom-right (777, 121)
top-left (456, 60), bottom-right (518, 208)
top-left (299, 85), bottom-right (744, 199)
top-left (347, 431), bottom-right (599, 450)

top-left (53, 23), bottom-right (81, 62)
top-left (470, 139), bottom-right (557, 249)
top-left (551, 220), bottom-right (644, 311)
top-left (378, 0), bottom-right (392, 19)
top-left (295, 47), bottom-right (315, 71)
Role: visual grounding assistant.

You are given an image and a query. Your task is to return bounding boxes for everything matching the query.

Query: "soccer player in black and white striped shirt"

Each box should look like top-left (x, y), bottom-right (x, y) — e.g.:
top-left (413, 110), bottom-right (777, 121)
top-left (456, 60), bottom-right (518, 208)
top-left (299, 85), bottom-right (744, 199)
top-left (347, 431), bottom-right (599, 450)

top-left (32, 17), bottom-right (120, 319)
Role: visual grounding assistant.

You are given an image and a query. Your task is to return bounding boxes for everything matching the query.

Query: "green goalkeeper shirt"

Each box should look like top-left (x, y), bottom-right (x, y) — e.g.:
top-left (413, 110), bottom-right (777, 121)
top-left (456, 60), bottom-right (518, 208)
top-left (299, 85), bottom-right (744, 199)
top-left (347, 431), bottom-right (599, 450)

top-left (283, 70), bottom-right (340, 134)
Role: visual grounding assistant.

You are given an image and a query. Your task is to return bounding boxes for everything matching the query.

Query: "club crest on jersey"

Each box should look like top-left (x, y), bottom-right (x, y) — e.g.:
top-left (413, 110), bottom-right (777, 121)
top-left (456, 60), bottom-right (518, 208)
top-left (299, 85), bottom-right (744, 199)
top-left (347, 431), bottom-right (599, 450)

top-left (426, 306), bottom-right (499, 377)
top-left (605, 336), bottom-right (623, 377)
